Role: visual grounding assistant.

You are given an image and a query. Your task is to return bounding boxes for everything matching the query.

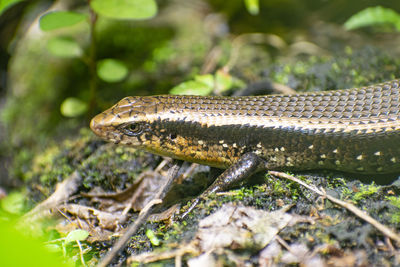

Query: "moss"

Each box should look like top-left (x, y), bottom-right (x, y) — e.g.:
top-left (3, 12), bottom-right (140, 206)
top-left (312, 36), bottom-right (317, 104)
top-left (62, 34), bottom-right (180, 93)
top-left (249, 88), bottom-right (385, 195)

top-left (351, 183), bottom-right (379, 203)
top-left (327, 177), bottom-right (348, 190)
top-left (386, 196), bottom-right (400, 224)
top-left (266, 47), bottom-right (400, 93)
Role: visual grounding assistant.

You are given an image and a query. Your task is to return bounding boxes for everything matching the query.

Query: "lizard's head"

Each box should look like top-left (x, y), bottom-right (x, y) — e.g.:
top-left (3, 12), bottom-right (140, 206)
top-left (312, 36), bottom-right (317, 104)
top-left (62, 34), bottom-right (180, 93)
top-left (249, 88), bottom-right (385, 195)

top-left (90, 96), bottom-right (160, 147)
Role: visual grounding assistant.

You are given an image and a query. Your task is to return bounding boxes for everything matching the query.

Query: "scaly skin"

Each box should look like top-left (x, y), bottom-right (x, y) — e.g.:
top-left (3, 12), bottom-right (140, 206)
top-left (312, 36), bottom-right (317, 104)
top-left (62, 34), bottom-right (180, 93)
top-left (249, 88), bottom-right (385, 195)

top-left (91, 80), bottom-right (400, 174)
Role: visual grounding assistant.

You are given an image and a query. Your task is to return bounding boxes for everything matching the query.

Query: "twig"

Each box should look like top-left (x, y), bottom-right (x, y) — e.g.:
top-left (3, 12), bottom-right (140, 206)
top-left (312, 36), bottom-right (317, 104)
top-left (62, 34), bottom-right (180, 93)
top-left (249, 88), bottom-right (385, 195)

top-left (97, 160), bottom-right (182, 267)
top-left (175, 253), bottom-right (182, 267)
top-left (177, 163), bottom-right (199, 184)
top-left (275, 235), bottom-right (291, 251)
top-left (77, 240), bottom-right (87, 267)
top-left (127, 242), bottom-right (198, 264)
top-left (269, 171), bottom-right (400, 244)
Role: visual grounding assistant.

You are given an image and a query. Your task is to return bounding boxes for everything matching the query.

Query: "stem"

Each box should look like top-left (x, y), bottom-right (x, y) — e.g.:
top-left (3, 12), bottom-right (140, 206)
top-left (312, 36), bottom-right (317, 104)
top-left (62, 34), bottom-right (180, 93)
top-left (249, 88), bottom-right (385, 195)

top-left (88, 4), bottom-right (98, 117)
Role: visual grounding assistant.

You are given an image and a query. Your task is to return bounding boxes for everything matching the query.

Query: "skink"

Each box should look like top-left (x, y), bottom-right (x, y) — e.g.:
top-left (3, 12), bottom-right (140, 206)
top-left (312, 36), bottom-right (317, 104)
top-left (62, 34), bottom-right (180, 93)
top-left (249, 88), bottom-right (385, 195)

top-left (90, 80), bottom-right (400, 211)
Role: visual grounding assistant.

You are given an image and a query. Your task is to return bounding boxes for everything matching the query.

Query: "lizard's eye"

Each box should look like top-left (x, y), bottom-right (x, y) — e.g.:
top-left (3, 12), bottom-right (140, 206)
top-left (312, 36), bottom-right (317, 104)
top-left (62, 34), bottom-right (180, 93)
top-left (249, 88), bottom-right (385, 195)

top-left (121, 123), bottom-right (143, 136)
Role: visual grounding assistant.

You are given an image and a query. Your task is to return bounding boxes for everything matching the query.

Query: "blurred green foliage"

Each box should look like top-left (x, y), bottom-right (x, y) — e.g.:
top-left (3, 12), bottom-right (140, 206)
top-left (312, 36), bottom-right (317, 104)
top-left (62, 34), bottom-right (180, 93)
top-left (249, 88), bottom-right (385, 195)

top-left (0, 213), bottom-right (71, 267)
top-left (47, 36), bottom-right (83, 58)
top-left (91, 0), bottom-right (157, 20)
top-left (344, 6), bottom-right (400, 32)
top-left (39, 11), bottom-right (87, 31)
top-left (36, 0), bottom-right (159, 119)
top-left (244, 0), bottom-right (259, 15)
top-left (60, 97), bottom-right (88, 118)
top-left (97, 58), bottom-right (128, 82)
top-left (0, 0), bottom-right (22, 15)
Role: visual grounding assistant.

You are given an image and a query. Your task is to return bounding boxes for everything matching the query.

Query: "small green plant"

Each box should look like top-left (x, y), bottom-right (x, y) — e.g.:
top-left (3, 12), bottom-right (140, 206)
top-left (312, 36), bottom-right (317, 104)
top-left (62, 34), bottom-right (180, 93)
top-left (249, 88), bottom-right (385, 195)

top-left (38, 0), bottom-right (158, 117)
top-left (46, 229), bottom-right (90, 266)
top-left (344, 6), bottom-right (400, 32)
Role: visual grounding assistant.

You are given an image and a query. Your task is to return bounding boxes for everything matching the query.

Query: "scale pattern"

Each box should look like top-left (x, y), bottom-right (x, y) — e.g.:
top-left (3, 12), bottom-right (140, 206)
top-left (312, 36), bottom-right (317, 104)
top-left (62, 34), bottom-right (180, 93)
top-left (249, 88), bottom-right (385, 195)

top-left (91, 80), bottom-right (400, 174)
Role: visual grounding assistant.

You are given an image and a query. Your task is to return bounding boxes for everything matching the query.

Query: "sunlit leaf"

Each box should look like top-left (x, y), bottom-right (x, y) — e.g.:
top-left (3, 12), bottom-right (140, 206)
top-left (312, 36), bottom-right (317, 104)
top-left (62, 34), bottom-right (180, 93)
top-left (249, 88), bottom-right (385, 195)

top-left (97, 59), bottom-right (128, 82)
top-left (170, 80), bottom-right (212, 96)
top-left (60, 98), bottom-right (87, 117)
top-left (170, 74), bottom-right (215, 96)
top-left (244, 0), bottom-right (259, 15)
top-left (47, 37), bottom-right (82, 58)
top-left (170, 74), bottom-right (222, 95)
top-left (344, 6), bottom-right (400, 32)
top-left (90, 0), bottom-right (157, 20)
top-left (39, 11), bottom-right (87, 31)
top-left (0, 0), bottom-right (22, 16)
top-left (65, 229), bottom-right (89, 244)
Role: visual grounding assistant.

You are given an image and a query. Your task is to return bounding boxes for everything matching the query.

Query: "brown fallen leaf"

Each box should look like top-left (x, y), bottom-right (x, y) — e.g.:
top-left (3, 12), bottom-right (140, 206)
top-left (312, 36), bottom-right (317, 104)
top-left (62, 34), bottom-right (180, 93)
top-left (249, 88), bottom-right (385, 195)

top-left (54, 217), bottom-right (115, 243)
top-left (60, 203), bottom-right (127, 230)
top-left (260, 238), bottom-right (327, 267)
top-left (196, 203), bottom-right (306, 251)
top-left (127, 203), bottom-right (313, 265)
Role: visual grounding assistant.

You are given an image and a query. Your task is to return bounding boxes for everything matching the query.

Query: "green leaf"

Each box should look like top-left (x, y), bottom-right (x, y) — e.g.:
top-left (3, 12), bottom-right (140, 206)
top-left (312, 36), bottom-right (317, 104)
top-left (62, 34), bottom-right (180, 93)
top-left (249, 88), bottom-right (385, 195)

top-left (170, 80), bottom-right (212, 96)
top-left (194, 74), bottom-right (214, 88)
top-left (60, 98), bottom-right (87, 117)
top-left (244, 0), bottom-right (259, 15)
top-left (39, 11), bottom-right (87, 31)
top-left (1, 192), bottom-right (25, 215)
top-left (64, 229), bottom-right (89, 244)
top-left (0, 0), bottom-right (22, 16)
top-left (97, 59), bottom-right (128, 82)
top-left (145, 229), bottom-right (160, 246)
top-left (170, 74), bottom-right (215, 96)
top-left (170, 74), bottom-right (220, 95)
top-left (344, 6), bottom-right (400, 32)
top-left (47, 37), bottom-right (82, 58)
top-left (90, 0), bottom-right (157, 20)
